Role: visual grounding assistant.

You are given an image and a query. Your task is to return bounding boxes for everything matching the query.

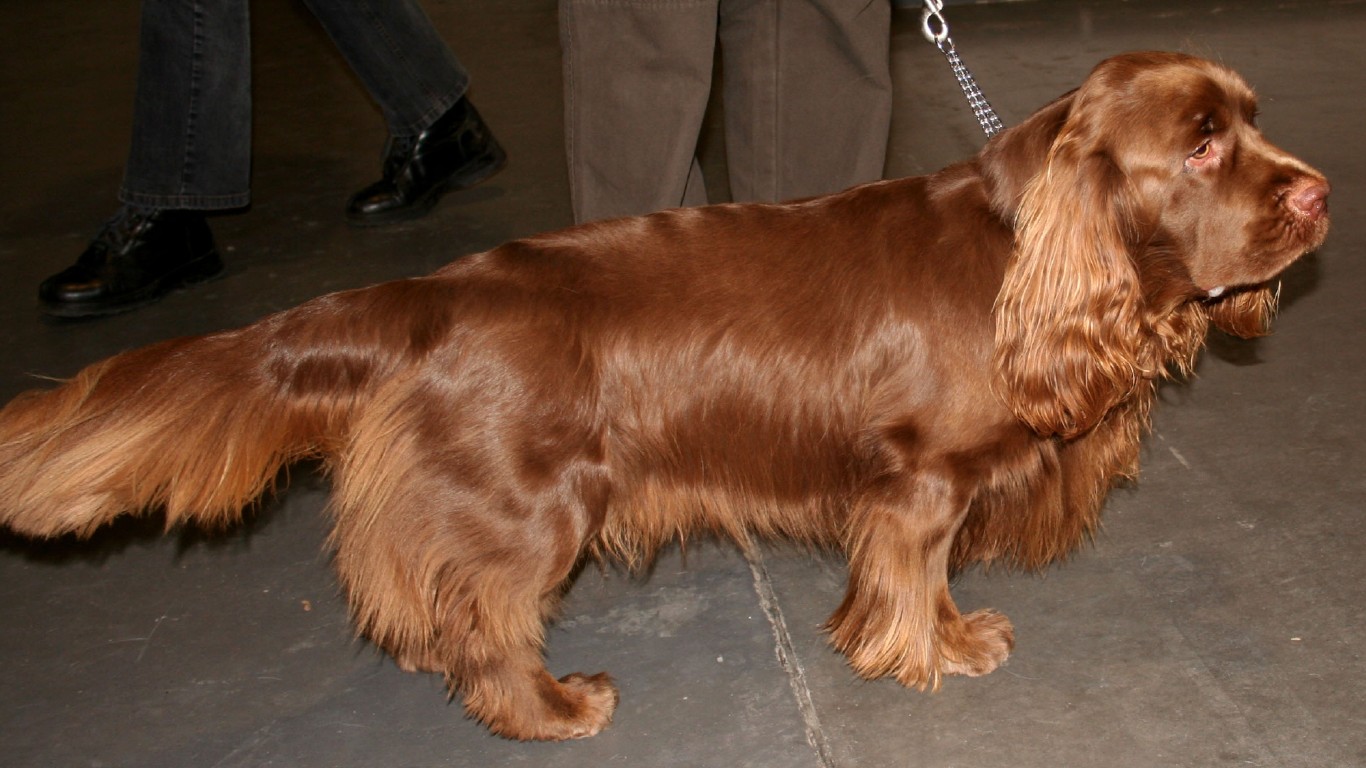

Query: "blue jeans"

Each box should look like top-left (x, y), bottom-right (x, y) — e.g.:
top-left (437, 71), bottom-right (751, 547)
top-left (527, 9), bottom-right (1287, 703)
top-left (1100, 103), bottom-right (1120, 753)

top-left (120, 0), bottom-right (470, 210)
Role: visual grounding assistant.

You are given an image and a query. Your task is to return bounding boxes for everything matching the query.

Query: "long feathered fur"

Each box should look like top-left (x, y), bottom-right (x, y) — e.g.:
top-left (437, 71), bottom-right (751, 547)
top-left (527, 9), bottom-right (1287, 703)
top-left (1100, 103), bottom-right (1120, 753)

top-left (0, 52), bottom-right (1329, 740)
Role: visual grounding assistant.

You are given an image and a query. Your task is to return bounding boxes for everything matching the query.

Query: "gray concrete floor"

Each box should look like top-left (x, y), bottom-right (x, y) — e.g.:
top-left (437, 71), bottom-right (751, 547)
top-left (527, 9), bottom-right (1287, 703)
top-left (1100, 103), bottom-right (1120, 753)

top-left (2, 1), bottom-right (1364, 766)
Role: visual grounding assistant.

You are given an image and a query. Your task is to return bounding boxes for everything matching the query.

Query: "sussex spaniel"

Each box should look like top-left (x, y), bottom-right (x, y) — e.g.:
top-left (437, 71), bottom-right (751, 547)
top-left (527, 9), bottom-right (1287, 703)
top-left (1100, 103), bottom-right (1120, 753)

top-left (0, 52), bottom-right (1330, 740)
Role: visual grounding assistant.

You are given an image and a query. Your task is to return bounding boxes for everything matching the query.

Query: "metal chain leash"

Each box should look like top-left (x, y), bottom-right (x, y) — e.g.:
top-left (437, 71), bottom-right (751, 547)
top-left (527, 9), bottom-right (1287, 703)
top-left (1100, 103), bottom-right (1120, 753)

top-left (921, 0), bottom-right (1005, 138)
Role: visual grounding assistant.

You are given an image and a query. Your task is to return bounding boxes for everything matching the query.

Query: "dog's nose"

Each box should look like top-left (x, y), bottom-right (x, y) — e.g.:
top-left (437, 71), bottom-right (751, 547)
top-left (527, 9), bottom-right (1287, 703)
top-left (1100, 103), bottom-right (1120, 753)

top-left (1289, 178), bottom-right (1330, 220)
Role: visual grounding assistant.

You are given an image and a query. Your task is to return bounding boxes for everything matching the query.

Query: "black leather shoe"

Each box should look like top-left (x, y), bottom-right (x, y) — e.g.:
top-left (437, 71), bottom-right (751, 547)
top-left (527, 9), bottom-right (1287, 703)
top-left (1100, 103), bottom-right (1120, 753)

top-left (345, 96), bottom-right (507, 226)
top-left (38, 207), bottom-right (223, 318)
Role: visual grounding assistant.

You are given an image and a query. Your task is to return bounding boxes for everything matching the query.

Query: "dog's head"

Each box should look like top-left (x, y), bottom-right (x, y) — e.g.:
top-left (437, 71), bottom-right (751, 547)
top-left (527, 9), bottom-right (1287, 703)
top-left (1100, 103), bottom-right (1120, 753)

top-left (986, 52), bottom-right (1330, 438)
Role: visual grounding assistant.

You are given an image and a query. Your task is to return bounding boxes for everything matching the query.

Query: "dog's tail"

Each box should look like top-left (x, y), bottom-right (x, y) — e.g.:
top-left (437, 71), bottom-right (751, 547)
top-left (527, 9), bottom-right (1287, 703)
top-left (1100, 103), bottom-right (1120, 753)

top-left (0, 280), bottom-right (449, 539)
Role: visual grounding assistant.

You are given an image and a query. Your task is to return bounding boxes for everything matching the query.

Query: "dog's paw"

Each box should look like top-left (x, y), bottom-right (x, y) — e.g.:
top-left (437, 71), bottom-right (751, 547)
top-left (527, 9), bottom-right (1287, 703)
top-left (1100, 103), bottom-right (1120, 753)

top-left (470, 669), bottom-right (619, 741)
top-left (938, 609), bottom-right (1015, 678)
top-left (556, 672), bottom-right (620, 739)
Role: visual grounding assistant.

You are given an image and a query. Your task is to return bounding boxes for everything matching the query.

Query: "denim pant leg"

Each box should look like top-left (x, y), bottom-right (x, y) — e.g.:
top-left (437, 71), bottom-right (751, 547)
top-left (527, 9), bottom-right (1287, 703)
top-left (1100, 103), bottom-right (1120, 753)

top-left (120, 0), bottom-right (253, 211)
top-left (302, 0), bottom-right (470, 138)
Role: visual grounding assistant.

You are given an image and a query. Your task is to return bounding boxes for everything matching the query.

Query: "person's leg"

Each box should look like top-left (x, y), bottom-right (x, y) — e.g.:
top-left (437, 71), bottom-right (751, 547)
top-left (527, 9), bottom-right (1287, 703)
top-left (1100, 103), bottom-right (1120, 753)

top-left (720, 0), bottom-right (891, 203)
top-left (303, 0), bottom-right (505, 225)
top-left (121, 0), bottom-right (253, 210)
top-left (559, 0), bottom-right (718, 223)
top-left (40, 0), bottom-right (243, 318)
top-left (303, 0), bottom-right (467, 134)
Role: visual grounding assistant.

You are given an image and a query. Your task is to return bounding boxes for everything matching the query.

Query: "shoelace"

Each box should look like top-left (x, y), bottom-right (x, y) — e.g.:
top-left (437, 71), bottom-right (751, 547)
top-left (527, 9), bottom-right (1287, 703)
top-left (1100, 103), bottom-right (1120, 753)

top-left (382, 136), bottom-right (419, 179)
top-left (77, 206), bottom-right (158, 265)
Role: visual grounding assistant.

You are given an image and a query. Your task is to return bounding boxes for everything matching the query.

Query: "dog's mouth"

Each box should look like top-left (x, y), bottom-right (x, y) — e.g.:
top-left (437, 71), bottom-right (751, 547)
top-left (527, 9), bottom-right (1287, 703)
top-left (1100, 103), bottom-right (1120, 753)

top-left (1195, 203), bottom-right (1329, 299)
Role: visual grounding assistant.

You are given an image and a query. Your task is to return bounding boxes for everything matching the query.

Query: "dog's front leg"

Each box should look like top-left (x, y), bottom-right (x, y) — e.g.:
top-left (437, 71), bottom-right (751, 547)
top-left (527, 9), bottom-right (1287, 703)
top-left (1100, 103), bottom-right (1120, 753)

top-left (825, 470), bottom-right (1015, 689)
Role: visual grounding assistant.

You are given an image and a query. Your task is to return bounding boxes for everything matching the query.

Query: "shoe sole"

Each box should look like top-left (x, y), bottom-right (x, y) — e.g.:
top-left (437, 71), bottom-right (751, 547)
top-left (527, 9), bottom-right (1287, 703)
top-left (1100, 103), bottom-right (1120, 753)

top-left (40, 253), bottom-right (226, 319)
top-left (345, 145), bottom-right (509, 228)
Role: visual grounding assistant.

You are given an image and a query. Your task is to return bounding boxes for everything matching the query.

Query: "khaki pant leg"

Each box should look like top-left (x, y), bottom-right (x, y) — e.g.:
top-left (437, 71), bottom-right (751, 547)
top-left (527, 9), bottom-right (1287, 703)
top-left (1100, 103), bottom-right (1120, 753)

top-left (559, 0), bottom-right (719, 223)
top-left (719, 0), bottom-right (892, 202)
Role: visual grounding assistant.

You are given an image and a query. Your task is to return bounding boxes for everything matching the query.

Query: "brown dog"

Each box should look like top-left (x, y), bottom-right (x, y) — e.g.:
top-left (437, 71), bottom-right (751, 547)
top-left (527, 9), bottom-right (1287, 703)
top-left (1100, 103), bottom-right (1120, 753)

top-left (0, 52), bottom-right (1329, 740)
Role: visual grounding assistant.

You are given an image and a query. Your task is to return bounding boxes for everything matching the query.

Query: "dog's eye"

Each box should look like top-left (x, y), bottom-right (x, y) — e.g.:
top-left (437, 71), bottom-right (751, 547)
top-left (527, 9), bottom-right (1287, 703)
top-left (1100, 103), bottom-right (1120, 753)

top-left (1184, 140), bottom-right (1218, 172)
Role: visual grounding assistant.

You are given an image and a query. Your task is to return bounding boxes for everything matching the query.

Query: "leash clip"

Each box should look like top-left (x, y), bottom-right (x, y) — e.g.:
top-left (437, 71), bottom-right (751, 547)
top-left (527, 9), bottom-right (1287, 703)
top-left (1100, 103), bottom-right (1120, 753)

top-left (920, 0), bottom-right (1005, 139)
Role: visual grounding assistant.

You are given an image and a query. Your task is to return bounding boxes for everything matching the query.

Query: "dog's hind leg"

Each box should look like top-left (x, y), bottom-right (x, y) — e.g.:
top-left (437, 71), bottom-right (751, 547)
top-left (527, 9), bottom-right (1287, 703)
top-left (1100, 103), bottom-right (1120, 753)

top-left (825, 467), bottom-right (1015, 690)
top-left (329, 372), bottom-right (618, 740)
top-left (438, 568), bottom-right (620, 742)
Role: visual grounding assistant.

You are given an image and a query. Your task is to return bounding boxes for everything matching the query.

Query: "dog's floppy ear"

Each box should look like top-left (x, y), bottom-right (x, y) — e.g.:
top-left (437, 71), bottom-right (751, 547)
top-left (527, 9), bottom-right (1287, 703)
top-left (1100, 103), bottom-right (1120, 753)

top-left (992, 101), bottom-right (1146, 440)
top-left (978, 90), bottom-right (1076, 220)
